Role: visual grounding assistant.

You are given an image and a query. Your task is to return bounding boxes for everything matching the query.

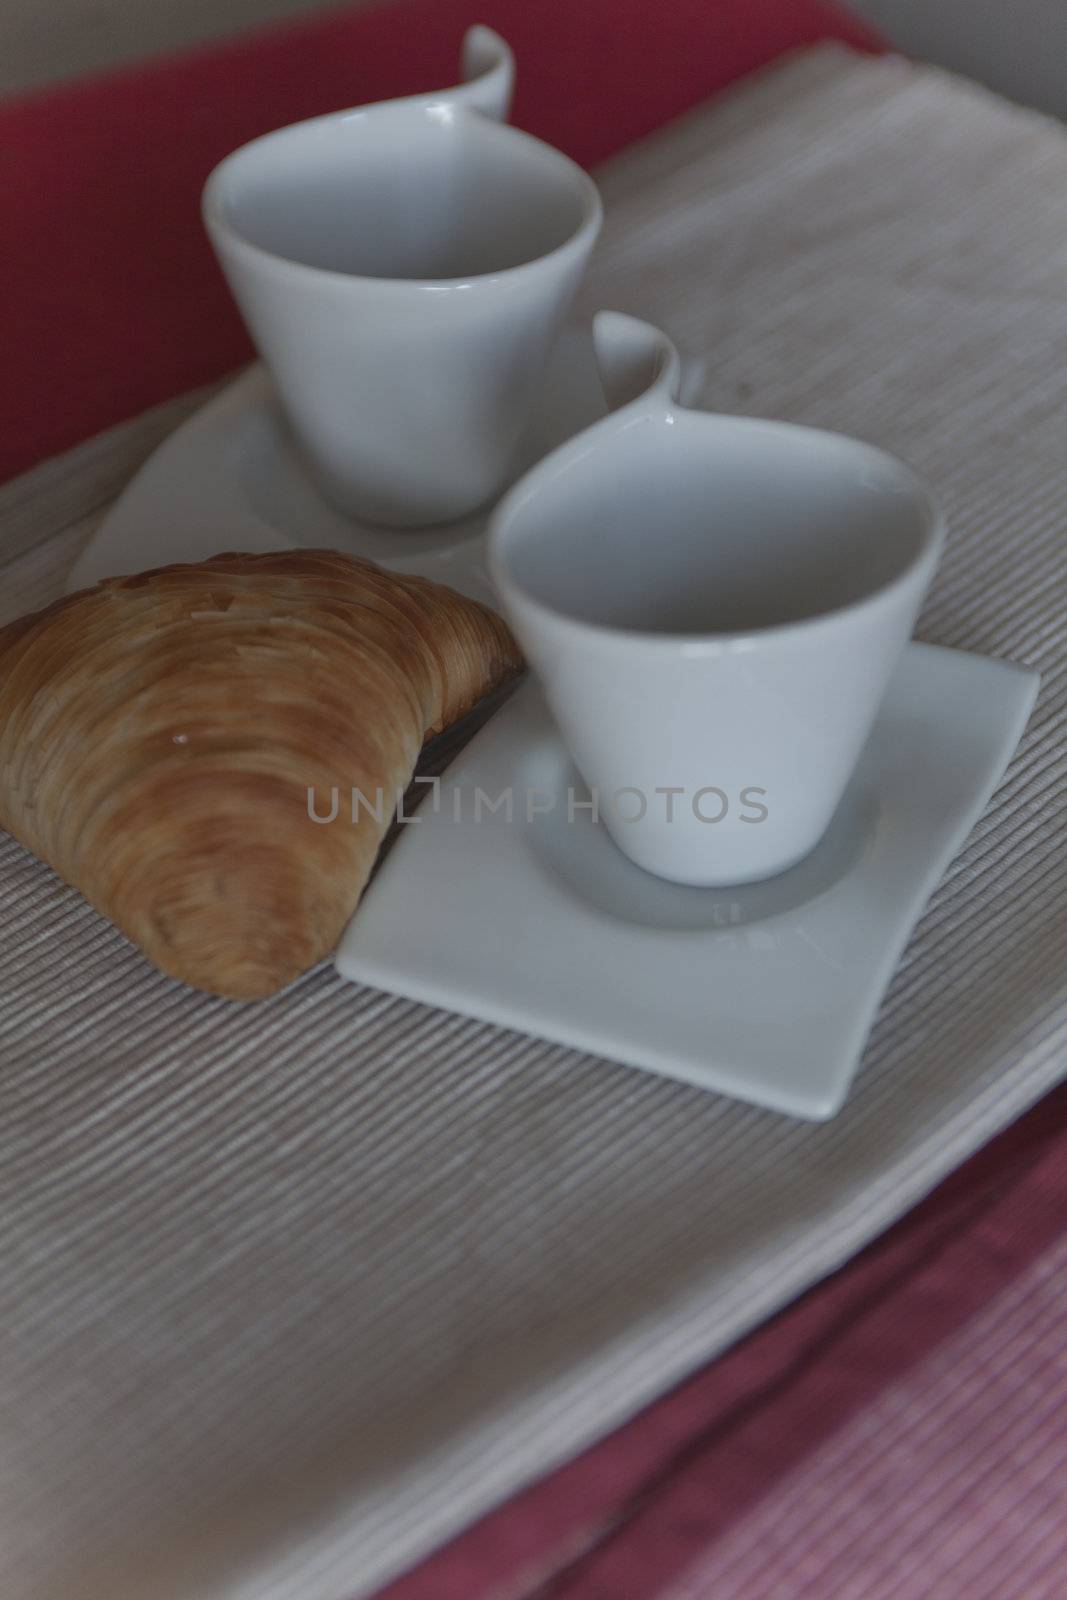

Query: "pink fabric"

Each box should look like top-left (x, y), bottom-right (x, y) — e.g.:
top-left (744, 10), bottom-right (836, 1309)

top-left (377, 1087), bottom-right (1067, 1598)
top-left (665, 1217), bottom-right (1067, 1598)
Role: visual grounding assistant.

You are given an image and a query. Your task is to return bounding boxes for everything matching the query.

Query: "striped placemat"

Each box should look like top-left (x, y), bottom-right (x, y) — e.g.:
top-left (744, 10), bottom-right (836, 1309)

top-left (1, 45), bottom-right (1065, 1600)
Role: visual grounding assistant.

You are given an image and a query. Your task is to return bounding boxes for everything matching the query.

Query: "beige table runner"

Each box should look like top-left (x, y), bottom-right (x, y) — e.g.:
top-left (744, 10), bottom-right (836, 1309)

top-left (2, 45), bottom-right (1066, 1600)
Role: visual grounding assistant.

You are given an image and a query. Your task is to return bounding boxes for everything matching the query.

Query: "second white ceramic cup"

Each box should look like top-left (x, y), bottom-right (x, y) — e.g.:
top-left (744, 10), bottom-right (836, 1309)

top-left (490, 314), bottom-right (944, 887)
top-left (203, 28), bottom-right (602, 528)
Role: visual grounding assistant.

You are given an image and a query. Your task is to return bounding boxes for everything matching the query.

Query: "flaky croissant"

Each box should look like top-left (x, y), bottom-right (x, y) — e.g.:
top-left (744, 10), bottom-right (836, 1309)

top-left (0, 550), bottom-right (522, 999)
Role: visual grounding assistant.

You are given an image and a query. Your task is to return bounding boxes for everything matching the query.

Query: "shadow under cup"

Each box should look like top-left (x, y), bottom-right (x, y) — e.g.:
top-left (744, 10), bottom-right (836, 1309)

top-left (492, 413), bottom-right (943, 886)
top-left (203, 107), bottom-right (601, 526)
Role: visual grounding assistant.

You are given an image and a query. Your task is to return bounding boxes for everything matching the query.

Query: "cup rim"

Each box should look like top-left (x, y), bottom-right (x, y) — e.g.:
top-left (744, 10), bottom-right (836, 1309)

top-left (202, 103), bottom-right (603, 292)
top-left (489, 413), bottom-right (945, 651)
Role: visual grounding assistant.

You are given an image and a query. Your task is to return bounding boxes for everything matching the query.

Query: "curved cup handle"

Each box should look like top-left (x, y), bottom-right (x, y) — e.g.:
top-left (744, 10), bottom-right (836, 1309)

top-left (593, 311), bottom-right (683, 416)
top-left (382, 25), bottom-right (514, 122)
top-left (489, 313), bottom-right (686, 561)
top-left (455, 25), bottom-right (514, 121)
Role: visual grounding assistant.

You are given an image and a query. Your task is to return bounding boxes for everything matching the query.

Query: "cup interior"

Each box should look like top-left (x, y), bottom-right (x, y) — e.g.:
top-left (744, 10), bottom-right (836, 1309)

top-left (207, 105), bottom-right (594, 280)
top-left (497, 414), bottom-right (939, 635)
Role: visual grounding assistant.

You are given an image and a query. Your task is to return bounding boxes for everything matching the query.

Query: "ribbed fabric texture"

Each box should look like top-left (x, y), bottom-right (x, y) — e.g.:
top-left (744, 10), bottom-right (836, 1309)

top-left (663, 1233), bottom-right (1067, 1600)
top-left (0, 45), bottom-right (1065, 1600)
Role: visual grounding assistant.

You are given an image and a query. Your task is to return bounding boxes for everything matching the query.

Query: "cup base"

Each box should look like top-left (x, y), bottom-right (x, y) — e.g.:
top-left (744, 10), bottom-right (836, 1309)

top-left (300, 443), bottom-right (507, 534)
top-left (591, 810), bottom-right (860, 896)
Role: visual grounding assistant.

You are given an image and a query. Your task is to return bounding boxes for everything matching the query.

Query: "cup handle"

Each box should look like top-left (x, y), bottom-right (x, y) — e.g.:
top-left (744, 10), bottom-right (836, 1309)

top-left (367, 24), bottom-right (513, 124)
top-left (592, 312), bottom-right (683, 417)
top-left (369, 26), bottom-right (514, 122)
top-left (454, 25), bottom-right (515, 122)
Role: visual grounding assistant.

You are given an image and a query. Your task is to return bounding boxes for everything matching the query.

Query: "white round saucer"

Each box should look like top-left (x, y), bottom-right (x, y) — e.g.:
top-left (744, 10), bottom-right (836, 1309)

top-left (68, 324), bottom-right (706, 606)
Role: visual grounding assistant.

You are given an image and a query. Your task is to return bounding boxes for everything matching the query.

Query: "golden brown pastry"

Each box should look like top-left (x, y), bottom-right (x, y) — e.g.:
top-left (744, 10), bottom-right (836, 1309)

top-left (0, 549), bottom-right (522, 999)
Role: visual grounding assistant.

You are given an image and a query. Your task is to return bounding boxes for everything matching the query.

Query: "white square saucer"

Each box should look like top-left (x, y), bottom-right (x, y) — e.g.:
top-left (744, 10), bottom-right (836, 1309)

top-left (337, 644), bottom-right (1038, 1119)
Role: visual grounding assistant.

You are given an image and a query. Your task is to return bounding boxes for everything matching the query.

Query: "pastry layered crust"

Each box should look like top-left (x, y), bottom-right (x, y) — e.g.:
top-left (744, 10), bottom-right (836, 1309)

top-left (0, 550), bottom-right (522, 999)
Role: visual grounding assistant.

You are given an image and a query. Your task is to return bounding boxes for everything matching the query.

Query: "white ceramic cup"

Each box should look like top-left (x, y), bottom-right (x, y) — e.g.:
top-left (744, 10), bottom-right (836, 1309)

top-left (202, 27), bottom-right (601, 528)
top-left (489, 313), bottom-right (945, 887)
